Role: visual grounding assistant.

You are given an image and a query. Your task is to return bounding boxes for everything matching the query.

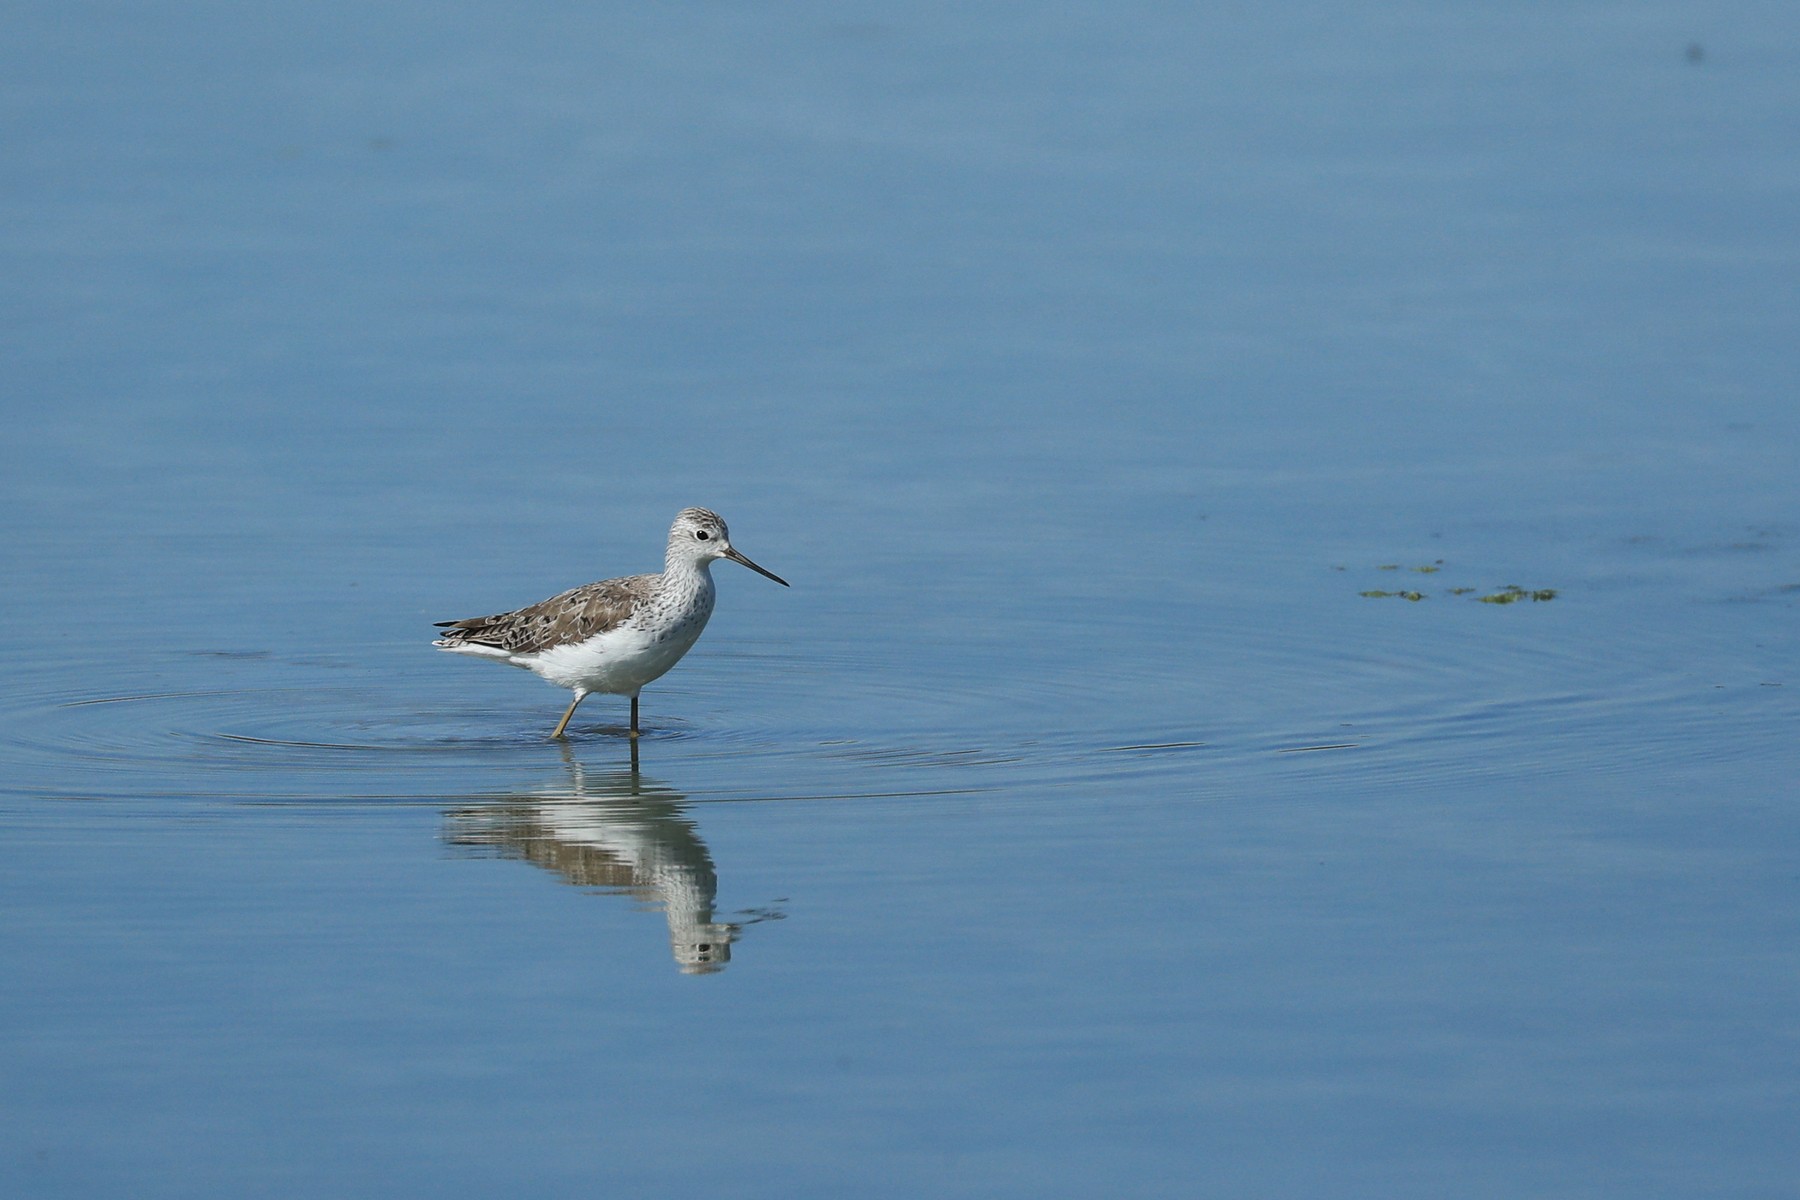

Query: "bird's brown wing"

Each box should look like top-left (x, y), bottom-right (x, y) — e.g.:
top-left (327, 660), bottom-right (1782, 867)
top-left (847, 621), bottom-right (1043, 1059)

top-left (433, 575), bottom-right (652, 654)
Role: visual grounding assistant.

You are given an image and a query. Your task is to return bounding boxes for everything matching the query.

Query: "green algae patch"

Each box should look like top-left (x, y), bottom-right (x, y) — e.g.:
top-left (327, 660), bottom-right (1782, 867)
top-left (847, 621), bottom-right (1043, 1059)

top-left (1352, 562), bottom-right (1557, 605)
top-left (1477, 586), bottom-right (1558, 604)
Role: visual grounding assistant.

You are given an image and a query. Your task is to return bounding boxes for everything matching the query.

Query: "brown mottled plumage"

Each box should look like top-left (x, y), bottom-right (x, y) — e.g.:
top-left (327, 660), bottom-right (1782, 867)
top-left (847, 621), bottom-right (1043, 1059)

top-left (433, 577), bottom-right (651, 655)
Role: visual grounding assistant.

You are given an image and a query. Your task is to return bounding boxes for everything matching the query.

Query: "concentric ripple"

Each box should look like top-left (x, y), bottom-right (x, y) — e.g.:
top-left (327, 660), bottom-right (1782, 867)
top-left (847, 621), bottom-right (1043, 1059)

top-left (2, 592), bottom-right (1790, 811)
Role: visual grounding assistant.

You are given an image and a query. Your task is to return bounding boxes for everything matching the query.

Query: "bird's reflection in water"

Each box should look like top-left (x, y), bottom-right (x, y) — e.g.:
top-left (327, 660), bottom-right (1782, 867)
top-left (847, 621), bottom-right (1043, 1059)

top-left (446, 747), bottom-right (761, 974)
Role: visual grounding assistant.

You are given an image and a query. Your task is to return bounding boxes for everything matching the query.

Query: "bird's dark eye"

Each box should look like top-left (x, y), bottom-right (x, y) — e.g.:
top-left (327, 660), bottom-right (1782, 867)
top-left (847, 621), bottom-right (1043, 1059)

top-left (695, 530), bottom-right (710, 541)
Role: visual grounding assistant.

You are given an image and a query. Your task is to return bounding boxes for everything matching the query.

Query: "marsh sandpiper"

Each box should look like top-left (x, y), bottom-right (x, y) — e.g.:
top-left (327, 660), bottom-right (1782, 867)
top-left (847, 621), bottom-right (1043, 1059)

top-left (434, 507), bottom-right (788, 738)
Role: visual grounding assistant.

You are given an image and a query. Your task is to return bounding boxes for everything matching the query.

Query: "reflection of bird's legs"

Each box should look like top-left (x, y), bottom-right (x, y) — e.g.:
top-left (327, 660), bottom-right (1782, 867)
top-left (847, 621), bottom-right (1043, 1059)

top-left (630, 695), bottom-right (640, 739)
top-left (551, 690), bottom-right (587, 739)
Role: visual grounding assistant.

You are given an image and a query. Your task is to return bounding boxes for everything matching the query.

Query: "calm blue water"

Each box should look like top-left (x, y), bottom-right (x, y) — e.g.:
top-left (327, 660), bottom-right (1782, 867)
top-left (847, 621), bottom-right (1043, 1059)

top-left (4, 3), bottom-right (1798, 1197)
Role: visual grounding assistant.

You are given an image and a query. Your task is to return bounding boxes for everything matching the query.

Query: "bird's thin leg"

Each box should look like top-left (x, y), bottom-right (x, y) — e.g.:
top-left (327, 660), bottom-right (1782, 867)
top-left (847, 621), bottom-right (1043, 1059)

top-left (629, 694), bottom-right (641, 740)
top-left (550, 691), bottom-right (586, 739)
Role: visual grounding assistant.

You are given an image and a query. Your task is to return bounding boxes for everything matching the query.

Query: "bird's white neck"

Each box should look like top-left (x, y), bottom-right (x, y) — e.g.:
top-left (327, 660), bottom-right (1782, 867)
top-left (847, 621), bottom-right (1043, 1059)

top-left (658, 555), bottom-right (717, 605)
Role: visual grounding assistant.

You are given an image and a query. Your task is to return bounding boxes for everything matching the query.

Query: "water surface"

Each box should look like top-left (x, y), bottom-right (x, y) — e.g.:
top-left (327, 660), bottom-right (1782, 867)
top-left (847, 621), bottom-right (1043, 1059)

top-left (4, 3), bottom-right (1798, 1197)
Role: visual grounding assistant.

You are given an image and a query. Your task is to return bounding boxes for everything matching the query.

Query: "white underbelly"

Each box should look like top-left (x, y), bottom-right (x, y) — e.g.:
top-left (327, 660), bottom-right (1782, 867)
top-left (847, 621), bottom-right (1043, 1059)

top-left (522, 619), bottom-right (707, 695)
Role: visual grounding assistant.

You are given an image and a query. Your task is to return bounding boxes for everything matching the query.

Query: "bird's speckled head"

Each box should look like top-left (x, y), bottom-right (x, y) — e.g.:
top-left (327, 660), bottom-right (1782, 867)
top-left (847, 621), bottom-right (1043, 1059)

top-left (665, 507), bottom-right (789, 586)
top-left (669, 507), bottom-right (729, 550)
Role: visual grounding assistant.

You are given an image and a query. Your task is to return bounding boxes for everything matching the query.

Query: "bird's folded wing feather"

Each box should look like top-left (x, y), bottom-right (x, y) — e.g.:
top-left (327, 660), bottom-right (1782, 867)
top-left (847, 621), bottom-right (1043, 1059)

top-left (433, 576), bottom-right (651, 654)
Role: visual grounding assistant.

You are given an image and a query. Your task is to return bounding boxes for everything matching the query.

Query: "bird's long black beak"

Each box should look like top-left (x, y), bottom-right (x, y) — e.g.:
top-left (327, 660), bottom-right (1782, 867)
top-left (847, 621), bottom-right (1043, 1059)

top-left (724, 546), bottom-right (789, 586)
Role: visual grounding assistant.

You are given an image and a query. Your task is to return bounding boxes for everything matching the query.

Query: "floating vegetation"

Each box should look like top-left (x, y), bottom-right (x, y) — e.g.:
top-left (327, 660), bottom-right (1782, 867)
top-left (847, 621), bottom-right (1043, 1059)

top-left (1352, 563), bottom-right (1557, 605)
top-left (1476, 586), bottom-right (1558, 604)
